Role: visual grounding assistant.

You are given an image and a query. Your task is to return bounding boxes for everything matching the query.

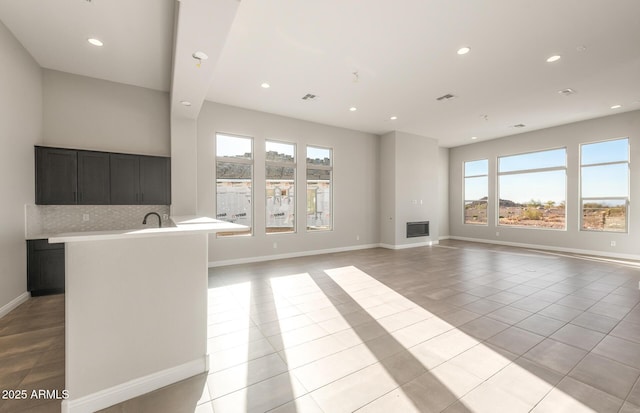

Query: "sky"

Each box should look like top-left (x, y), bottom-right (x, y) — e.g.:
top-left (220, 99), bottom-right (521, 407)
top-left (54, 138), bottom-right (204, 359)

top-left (217, 133), bottom-right (627, 204)
top-left (465, 139), bottom-right (629, 204)
top-left (216, 133), bottom-right (331, 162)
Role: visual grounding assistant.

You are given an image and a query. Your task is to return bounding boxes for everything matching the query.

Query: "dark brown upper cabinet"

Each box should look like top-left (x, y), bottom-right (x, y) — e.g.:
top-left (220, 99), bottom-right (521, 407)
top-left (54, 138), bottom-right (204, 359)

top-left (139, 155), bottom-right (171, 205)
top-left (110, 153), bottom-right (170, 205)
top-left (109, 153), bottom-right (140, 205)
top-left (35, 146), bottom-right (170, 206)
top-left (77, 151), bottom-right (110, 204)
top-left (36, 147), bottom-right (78, 205)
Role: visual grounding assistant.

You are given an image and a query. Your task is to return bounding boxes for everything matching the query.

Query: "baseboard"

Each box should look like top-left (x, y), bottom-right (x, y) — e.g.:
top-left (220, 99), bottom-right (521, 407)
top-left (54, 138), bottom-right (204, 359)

top-left (61, 356), bottom-right (208, 413)
top-left (439, 235), bottom-right (451, 240)
top-left (0, 292), bottom-right (29, 319)
top-left (379, 240), bottom-right (436, 250)
top-left (449, 236), bottom-right (640, 262)
top-left (209, 243), bottom-right (380, 267)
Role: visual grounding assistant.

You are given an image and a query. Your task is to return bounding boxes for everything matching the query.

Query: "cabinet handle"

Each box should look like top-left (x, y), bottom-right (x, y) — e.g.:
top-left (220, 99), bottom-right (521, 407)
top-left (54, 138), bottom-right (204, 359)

top-left (141, 193), bottom-right (144, 203)
top-left (73, 192), bottom-right (77, 202)
top-left (135, 193), bottom-right (138, 202)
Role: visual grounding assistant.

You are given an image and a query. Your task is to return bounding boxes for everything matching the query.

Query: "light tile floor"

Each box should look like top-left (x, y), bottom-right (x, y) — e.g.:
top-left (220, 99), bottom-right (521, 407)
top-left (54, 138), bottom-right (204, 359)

top-left (3, 240), bottom-right (640, 412)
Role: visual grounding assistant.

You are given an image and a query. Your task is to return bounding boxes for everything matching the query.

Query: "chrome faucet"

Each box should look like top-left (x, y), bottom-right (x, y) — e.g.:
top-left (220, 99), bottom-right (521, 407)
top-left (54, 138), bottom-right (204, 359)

top-left (142, 212), bottom-right (162, 228)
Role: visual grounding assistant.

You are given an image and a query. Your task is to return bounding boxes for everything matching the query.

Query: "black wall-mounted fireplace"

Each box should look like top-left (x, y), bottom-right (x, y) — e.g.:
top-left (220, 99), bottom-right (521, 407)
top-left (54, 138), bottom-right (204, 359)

top-left (406, 221), bottom-right (429, 238)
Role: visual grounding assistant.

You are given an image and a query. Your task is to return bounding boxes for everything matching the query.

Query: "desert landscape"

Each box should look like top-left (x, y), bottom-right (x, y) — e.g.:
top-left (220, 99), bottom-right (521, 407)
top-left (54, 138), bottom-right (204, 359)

top-left (465, 198), bottom-right (626, 231)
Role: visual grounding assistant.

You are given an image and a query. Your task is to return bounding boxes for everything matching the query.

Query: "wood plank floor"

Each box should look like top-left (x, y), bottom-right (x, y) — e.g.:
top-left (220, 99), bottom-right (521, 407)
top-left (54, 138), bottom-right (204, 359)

top-left (2, 240), bottom-right (640, 412)
top-left (0, 294), bottom-right (64, 413)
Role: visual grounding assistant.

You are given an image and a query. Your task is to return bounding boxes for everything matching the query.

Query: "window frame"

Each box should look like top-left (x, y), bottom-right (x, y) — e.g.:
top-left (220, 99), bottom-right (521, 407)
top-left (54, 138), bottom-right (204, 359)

top-left (579, 137), bottom-right (630, 233)
top-left (215, 132), bottom-right (254, 237)
top-left (463, 158), bottom-right (489, 225)
top-left (306, 145), bottom-right (333, 232)
top-left (265, 139), bottom-right (297, 235)
top-left (497, 147), bottom-right (568, 231)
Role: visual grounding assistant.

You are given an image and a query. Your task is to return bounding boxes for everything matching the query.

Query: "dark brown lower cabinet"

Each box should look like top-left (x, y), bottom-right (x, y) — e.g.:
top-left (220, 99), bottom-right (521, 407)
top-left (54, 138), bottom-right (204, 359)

top-left (27, 239), bottom-right (65, 296)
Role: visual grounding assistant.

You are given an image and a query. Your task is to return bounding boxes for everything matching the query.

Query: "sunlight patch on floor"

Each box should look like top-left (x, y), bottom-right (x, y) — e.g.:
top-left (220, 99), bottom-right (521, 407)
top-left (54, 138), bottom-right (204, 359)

top-left (204, 266), bottom-right (600, 412)
top-left (324, 265), bottom-right (596, 412)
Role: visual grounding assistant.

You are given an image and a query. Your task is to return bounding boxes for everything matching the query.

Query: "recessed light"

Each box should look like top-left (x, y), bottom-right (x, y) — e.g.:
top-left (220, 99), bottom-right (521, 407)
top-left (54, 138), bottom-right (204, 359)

top-left (180, 101), bottom-right (192, 106)
top-left (546, 55), bottom-right (561, 63)
top-left (390, 116), bottom-right (398, 120)
top-left (457, 47), bottom-right (470, 55)
top-left (87, 38), bottom-right (103, 47)
top-left (513, 124), bottom-right (526, 128)
top-left (261, 83), bottom-right (270, 89)
top-left (610, 104), bottom-right (622, 109)
top-left (471, 136), bottom-right (478, 140)
top-left (349, 107), bottom-right (357, 112)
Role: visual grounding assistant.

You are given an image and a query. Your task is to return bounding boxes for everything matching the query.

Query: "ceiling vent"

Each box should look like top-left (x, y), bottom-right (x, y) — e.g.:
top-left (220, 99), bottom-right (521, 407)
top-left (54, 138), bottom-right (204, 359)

top-left (558, 88), bottom-right (577, 96)
top-left (513, 123), bottom-right (526, 128)
top-left (436, 93), bottom-right (456, 101)
top-left (302, 93), bottom-right (317, 100)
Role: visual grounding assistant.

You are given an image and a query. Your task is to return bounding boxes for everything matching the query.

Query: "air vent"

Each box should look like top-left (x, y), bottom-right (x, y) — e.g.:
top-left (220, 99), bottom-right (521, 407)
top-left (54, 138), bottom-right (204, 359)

top-left (558, 88), bottom-right (576, 96)
top-left (513, 124), bottom-right (526, 128)
top-left (436, 93), bottom-right (456, 101)
top-left (302, 93), bottom-right (317, 100)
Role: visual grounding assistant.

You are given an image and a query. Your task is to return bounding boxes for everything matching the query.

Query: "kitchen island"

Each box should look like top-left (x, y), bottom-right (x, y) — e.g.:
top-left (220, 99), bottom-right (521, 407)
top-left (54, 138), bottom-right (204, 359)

top-left (48, 217), bottom-right (246, 413)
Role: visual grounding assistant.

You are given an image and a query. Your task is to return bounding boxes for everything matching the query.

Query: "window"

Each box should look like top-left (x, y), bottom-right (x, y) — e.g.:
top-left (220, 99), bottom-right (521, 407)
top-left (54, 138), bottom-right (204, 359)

top-left (216, 133), bottom-right (253, 236)
top-left (464, 159), bottom-right (488, 224)
top-left (307, 146), bottom-right (332, 231)
top-left (266, 141), bottom-right (296, 234)
top-left (580, 138), bottom-right (629, 232)
top-left (498, 148), bottom-right (566, 229)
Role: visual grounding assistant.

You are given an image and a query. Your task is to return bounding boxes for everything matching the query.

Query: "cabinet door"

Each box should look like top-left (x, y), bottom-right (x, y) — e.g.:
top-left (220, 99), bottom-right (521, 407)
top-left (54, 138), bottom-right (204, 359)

top-left (27, 240), bottom-right (65, 296)
top-left (35, 147), bottom-right (78, 204)
top-left (110, 154), bottom-right (140, 204)
top-left (139, 156), bottom-right (171, 205)
top-left (78, 151), bottom-right (110, 204)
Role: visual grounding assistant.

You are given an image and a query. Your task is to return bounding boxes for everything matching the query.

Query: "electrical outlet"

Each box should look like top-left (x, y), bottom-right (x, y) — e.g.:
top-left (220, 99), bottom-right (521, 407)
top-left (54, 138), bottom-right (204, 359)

top-left (356, 235), bottom-right (360, 241)
top-left (273, 242), bottom-right (277, 249)
top-left (163, 214), bottom-right (169, 220)
top-left (496, 232), bottom-right (500, 237)
top-left (82, 214), bottom-right (90, 222)
top-left (610, 241), bottom-right (616, 247)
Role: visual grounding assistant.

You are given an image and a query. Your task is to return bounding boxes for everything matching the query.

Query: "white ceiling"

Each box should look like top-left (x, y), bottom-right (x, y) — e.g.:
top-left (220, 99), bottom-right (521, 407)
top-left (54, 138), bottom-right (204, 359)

top-left (2, 0), bottom-right (640, 147)
top-left (0, 0), bottom-right (174, 91)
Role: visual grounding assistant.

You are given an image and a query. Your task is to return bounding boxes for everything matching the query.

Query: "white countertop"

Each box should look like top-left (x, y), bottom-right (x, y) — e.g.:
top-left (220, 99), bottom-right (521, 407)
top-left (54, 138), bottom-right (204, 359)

top-left (48, 216), bottom-right (247, 243)
top-left (26, 233), bottom-right (61, 241)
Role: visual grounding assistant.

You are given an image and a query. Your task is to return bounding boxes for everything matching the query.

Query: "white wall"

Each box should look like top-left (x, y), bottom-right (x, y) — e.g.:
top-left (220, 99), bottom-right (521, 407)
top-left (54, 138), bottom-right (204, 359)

top-left (0, 21), bottom-right (42, 313)
top-left (197, 102), bottom-right (380, 264)
top-left (438, 147), bottom-right (450, 239)
top-left (379, 132), bottom-right (396, 245)
top-left (63, 233), bottom-right (207, 409)
top-left (170, 117), bottom-right (198, 216)
top-left (449, 110), bottom-right (640, 258)
top-left (378, 131), bottom-right (441, 247)
top-left (393, 131), bottom-right (440, 246)
top-left (43, 69), bottom-right (170, 156)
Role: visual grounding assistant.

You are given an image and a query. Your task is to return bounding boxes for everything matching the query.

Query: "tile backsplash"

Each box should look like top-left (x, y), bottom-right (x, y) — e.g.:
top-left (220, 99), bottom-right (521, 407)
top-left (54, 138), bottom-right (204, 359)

top-left (26, 204), bottom-right (171, 237)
